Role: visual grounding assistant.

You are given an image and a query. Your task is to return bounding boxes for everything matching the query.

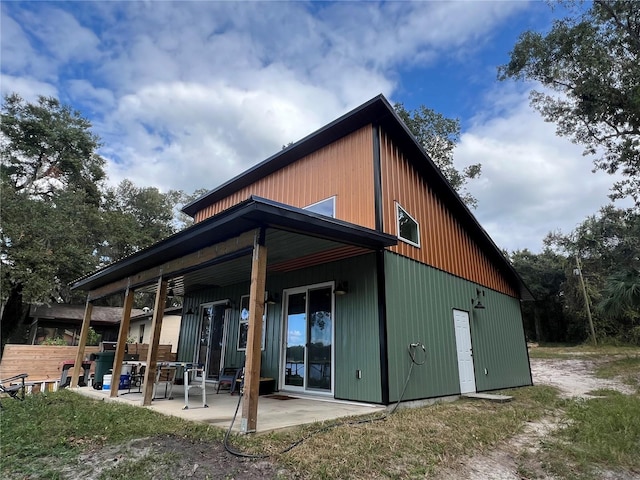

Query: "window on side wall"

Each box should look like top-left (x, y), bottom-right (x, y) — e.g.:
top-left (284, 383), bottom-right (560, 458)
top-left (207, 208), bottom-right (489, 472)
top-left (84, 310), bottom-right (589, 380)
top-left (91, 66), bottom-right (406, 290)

top-left (237, 294), bottom-right (267, 351)
top-left (303, 196), bottom-right (336, 218)
top-left (396, 202), bottom-right (420, 247)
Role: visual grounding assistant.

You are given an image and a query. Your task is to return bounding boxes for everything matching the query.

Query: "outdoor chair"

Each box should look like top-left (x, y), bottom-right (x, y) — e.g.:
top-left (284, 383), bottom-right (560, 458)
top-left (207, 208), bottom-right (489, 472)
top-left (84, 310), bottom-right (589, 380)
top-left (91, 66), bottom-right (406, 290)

top-left (0, 373), bottom-right (29, 407)
top-left (128, 365), bottom-right (145, 393)
top-left (152, 365), bottom-right (176, 400)
top-left (216, 367), bottom-right (243, 394)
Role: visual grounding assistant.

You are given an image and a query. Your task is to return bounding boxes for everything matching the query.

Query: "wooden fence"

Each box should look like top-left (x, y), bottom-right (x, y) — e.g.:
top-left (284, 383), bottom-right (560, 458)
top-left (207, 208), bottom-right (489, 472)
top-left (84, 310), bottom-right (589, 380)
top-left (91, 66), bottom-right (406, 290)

top-left (0, 344), bottom-right (176, 382)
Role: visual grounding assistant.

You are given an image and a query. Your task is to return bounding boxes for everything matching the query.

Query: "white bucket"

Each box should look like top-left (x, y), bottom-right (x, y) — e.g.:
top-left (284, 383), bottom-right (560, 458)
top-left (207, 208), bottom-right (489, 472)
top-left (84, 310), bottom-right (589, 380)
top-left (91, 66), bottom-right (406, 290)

top-left (102, 374), bottom-right (112, 390)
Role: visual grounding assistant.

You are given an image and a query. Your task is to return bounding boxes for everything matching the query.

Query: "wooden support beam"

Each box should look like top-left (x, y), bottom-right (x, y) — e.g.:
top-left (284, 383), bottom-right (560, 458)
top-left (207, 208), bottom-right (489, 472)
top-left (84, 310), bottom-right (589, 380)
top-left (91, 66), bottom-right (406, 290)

top-left (142, 278), bottom-right (168, 406)
top-left (86, 230), bottom-right (256, 301)
top-left (71, 299), bottom-right (92, 388)
top-left (241, 229), bottom-right (267, 434)
top-left (110, 288), bottom-right (135, 398)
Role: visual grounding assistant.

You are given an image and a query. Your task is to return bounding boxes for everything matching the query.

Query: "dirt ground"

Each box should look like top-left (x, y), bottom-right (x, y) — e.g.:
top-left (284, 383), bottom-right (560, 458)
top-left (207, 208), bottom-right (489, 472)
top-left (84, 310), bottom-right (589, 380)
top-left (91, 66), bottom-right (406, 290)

top-left (61, 435), bottom-right (286, 479)
top-left (62, 355), bottom-right (637, 479)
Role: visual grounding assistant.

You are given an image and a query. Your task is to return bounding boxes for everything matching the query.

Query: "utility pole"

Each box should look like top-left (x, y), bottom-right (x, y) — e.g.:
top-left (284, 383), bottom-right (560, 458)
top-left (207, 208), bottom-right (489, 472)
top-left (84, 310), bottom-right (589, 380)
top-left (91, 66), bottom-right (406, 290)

top-left (574, 256), bottom-right (597, 346)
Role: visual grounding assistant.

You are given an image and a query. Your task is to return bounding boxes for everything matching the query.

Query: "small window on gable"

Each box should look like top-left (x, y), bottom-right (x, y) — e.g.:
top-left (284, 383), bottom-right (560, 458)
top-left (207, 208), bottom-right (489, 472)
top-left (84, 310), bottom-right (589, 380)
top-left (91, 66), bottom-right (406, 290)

top-left (303, 196), bottom-right (335, 218)
top-left (396, 203), bottom-right (420, 247)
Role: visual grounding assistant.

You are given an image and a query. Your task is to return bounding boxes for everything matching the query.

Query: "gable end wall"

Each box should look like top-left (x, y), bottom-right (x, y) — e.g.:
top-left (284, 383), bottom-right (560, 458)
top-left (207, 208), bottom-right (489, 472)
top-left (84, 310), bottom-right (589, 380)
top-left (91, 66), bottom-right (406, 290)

top-left (379, 129), bottom-right (517, 297)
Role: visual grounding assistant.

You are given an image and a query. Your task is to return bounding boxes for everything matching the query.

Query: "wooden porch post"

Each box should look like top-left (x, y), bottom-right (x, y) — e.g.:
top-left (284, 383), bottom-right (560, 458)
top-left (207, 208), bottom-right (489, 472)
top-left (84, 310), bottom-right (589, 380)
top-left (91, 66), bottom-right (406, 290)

top-left (110, 287), bottom-right (135, 398)
top-left (142, 277), bottom-right (168, 406)
top-left (241, 229), bottom-right (267, 433)
top-left (71, 299), bottom-right (93, 388)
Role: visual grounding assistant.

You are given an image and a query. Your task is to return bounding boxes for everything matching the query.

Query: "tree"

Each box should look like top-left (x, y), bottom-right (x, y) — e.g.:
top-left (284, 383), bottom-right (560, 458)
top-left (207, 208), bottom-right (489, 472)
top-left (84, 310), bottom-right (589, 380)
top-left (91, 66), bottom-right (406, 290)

top-left (598, 269), bottom-right (640, 318)
top-left (544, 205), bottom-right (640, 343)
top-left (1, 93), bottom-right (209, 351)
top-left (510, 248), bottom-right (568, 342)
top-left (99, 179), bottom-right (182, 266)
top-left (1, 94), bottom-right (106, 349)
top-left (1, 94), bottom-right (105, 204)
top-left (394, 103), bottom-right (482, 208)
top-left (499, 0), bottom-right (640, 205)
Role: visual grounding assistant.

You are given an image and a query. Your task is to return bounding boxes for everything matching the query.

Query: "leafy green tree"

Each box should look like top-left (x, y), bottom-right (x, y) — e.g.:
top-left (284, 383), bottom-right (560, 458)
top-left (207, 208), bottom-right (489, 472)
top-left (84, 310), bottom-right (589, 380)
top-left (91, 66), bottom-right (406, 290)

top-left (99, 179), bottom-right (182, 266)
top-left (174, 187), bottom-right (209, 231)
top-left (394, 103), bottom-right (482, 208)
top-left (1, 94), bottom-right (106, 350)
top-left (499, 0), bottom-right (640, 205)
top-left (545, 205), bottom-right (640, 343)
top-left (599, 269), bottom-right (640, 318)
top-left (510, 249), bottom-right (567, 342)
top-left (1, 94), bottom-right (105, 203)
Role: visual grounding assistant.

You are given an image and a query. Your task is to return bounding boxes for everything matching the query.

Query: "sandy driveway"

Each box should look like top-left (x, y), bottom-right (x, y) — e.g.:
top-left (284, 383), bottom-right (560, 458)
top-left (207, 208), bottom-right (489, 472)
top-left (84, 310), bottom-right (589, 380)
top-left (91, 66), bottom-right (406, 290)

top-left (531, 356), bottom-right (636, 397)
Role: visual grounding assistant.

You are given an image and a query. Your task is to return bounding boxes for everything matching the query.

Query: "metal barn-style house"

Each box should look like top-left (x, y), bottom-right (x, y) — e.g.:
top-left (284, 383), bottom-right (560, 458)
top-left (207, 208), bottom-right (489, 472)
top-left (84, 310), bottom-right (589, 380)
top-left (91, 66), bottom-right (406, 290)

top-left (70, 95), bottom-right (533, 433)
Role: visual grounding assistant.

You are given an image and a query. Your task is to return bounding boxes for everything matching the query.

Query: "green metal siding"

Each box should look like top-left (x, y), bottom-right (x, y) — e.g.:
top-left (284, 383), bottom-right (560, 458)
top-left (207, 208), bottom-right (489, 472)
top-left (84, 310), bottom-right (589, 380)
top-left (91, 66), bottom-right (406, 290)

top-left (178, 253), bottom-right (383, 403)
top-left (384, 252), bottom-right (531, 402)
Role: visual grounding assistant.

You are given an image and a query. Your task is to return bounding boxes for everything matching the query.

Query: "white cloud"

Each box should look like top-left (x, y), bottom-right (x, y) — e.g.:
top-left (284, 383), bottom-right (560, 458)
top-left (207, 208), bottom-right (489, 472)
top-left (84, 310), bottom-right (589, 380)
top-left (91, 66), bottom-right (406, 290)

top-left (0, 9), bottom-right (56, 81)
top-left (67, 80), bottom-right (115, 112)
top-left (102, 80), bottom-right (349, 192)
top-left (20, 7), bottom-right (101, 64)
top-left (457, 85), bottom-right (620, 252)
top-left (85, 1), bottom-right (528, 195)
top-left (0, 75), bottom-right (57, 101)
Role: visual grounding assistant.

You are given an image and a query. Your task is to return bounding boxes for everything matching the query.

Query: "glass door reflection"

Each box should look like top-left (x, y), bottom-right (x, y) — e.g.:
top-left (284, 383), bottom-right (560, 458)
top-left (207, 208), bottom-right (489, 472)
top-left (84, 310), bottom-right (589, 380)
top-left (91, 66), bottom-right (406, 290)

top-left (284, 293), bottom-right (306, 388)
top-left (282, 285), bottom-right (333, 393)
top-left (307, 287), bottom-right (332, 390)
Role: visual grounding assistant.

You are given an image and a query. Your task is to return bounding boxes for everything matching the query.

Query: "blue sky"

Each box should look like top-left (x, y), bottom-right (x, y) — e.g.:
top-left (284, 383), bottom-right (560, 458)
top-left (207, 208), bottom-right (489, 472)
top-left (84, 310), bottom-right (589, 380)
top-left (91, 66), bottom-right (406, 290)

top-left (1, 1), bottom-right (622, 252)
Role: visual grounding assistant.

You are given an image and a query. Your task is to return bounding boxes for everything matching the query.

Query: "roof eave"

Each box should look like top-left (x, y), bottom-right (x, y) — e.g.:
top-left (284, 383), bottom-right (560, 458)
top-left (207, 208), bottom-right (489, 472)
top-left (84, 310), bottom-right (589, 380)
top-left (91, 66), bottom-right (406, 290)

top-left (71, 196), bottom-right (397, 292)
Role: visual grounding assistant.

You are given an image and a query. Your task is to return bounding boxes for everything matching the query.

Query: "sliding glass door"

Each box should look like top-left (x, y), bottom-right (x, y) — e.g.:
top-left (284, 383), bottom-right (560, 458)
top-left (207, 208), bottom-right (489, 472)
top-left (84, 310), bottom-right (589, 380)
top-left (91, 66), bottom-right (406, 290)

top-left (282, 283), bottom-right (334, 394)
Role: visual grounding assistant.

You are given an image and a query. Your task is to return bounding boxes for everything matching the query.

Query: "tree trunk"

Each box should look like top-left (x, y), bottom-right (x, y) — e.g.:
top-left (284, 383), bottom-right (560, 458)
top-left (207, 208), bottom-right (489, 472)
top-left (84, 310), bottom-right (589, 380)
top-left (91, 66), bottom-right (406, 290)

top-left (534, 303), bottom-right (544, 343)
top-left (0, 284), bottom-right (30, 358)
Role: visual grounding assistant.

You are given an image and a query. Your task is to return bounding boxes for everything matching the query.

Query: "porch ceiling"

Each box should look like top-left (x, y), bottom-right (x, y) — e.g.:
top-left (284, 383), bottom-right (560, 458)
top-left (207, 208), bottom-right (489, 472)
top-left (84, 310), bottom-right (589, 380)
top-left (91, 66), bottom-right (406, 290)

top-left (71, 196), bottom-right (396, 297)
top-left (157, 230), bottom-right (364, 296)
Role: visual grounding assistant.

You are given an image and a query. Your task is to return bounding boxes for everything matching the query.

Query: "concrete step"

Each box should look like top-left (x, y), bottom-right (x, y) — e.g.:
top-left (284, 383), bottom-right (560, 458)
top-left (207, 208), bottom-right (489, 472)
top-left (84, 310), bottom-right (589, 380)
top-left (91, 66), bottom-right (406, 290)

top-left (462, 393), bottom-right (513, 403)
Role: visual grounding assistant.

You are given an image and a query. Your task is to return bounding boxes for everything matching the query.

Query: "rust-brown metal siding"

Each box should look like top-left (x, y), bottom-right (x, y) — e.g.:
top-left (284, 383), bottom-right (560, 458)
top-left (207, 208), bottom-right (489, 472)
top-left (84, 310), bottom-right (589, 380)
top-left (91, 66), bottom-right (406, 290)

top-left (379, 129), bottom-right (517, 297)
top-left (194, 126), bottom-right (376, 229)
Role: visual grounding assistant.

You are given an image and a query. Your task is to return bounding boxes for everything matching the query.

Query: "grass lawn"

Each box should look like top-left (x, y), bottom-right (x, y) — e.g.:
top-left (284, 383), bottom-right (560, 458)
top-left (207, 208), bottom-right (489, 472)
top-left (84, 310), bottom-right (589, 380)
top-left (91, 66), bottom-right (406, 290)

top-left (528, 342), bottom-right (640, 359)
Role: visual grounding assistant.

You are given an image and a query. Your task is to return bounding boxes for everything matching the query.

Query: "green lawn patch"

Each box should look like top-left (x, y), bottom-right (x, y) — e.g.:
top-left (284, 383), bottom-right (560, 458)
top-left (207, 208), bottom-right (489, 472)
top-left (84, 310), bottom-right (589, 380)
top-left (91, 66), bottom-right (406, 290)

top-left (528, 344), bottom-right (640, 360)
top-left (0, 389), bottom-right (221, 479)
top-left (543, 394), bottom-right (640, 479)
top-left (594, 355), bottom-right (640, 390)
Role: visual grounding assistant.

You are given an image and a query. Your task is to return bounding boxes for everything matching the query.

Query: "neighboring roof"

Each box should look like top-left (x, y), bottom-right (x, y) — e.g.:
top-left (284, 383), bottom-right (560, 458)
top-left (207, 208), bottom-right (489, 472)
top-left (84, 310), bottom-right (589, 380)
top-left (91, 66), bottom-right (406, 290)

top-left (182, 94), bottom-right (533, 300)
top-left (29, 304), bottom-right (145, 324)
top-left (70, 196), bottom-right (397, 292)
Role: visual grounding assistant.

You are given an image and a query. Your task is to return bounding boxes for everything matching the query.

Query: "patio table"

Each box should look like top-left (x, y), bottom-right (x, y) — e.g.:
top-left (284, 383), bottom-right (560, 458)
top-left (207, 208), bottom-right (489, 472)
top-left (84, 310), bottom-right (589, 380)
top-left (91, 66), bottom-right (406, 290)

top-left (121, 361), bottom-right (208, 409)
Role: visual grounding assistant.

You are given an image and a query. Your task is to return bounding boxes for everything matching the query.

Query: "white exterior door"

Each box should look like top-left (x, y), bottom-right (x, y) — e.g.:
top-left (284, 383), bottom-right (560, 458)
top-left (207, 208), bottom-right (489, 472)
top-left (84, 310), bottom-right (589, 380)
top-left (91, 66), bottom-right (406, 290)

top-left (453, 309), bottom-right (476, 394)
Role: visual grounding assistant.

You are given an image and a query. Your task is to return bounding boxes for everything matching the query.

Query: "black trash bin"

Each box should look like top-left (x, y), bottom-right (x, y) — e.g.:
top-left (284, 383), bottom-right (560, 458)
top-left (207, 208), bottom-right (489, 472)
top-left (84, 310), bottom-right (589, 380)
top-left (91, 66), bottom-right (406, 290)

top-left (59, 360), bottom-right (92, 388)
top-left (90, 351), bottom-right (115, 390)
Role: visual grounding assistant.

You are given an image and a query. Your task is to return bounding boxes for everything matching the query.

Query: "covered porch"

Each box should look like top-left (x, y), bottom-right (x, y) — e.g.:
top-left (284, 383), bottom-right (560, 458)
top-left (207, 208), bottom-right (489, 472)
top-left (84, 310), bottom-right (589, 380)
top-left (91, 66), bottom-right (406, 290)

top-left (69, 196), bottom-right (396, 433)
top-left (72, 383), bottom-right (385, 434)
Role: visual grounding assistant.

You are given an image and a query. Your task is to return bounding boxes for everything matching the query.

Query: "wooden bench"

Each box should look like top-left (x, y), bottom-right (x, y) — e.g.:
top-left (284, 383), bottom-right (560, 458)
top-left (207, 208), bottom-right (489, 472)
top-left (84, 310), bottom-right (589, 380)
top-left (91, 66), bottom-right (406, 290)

top-left (235, 376), bottom-right (275, 396)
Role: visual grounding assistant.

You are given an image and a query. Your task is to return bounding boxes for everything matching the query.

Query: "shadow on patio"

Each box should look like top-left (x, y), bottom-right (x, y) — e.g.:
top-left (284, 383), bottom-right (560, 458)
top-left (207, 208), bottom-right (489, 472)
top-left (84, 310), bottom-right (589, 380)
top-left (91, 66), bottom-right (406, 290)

top-left (72, 384), bottom-right (385, 433)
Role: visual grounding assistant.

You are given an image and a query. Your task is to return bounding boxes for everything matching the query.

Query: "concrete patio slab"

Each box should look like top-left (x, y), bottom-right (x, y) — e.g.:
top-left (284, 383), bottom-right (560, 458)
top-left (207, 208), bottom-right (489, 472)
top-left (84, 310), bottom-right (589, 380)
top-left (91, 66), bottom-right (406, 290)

top-left (71, 384), bottom-right (386, 434)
